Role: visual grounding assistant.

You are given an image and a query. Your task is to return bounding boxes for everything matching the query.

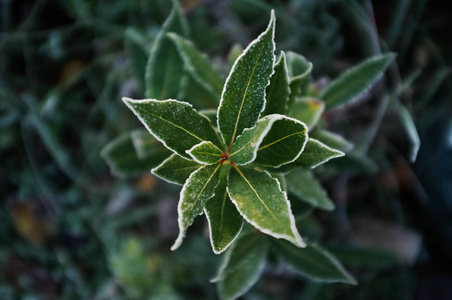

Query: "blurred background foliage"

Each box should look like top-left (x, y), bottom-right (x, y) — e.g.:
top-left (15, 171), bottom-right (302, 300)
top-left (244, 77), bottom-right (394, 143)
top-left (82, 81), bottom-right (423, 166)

top-left (1, 0), bottom-right (451, 299)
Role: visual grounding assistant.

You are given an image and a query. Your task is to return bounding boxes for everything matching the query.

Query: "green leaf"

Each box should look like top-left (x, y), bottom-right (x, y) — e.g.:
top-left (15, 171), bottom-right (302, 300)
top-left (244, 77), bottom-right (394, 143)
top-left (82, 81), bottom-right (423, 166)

top-left (328, 150), bottom-right (378, 174)
top-left (199, 109), bottom-right (217, 125)
top-left (217, 10), bottom-right (276, 149)
top-left (397, 104), bottom-right (420, 163)
top-left (286, 51), bottom-right (312, 108)
top-left (187, 141), bottom-right (224, 165)
top-left (311, 129), bottom-right (354, 152)
top-left (152, 153), bottom-right (201, 185)
top-left (285, 168), bottom-right (334, 211)
top-left (101, 132), bottom-right (168, 177)
top-left (205, 164), bottom-right (244, 254)
top-left (172, 163), bottom-right (222, 250)
top-left (327, 244), bottom-right (400, 269)
top-left (130, 129), bottom-right (170, 160)
top-left (288, 97), bottom-right (324, 130)
top-left (178, 74), bottom-right (219, 109)
top-left (294, 138), bottom-right (344, 169)
top-left (254, 116), bottom-right (308, 168)
top-left (145, 1), bottom-right (189, 99)
top-left (227, 44), bottom-right (243, 72)
top-left (214, 231), bottom-right (269, 300)
top-left (322, 53), bottom-right (396, 110)
top-left (228, 114), bottom-right (281, 165)
top-left (228, 166), bottom-right (305, 247)
top-left (272, 239), bottom-right (357, 284)
top-left (167, 33), bottom-right (224, 100)
top-left (263, 51), bottom-right (290, 115)
top-left (123, 98), bottom-right (224, 159)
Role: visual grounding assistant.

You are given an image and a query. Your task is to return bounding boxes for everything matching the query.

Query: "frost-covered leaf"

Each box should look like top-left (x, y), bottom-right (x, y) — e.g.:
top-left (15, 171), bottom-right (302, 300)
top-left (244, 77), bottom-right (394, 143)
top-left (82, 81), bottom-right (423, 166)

top-left (152, 153), bottom-right (201, 185)
top-left (328, 150), bottom-right (378, 174)
top-left (254, 116), bottom-right (308, 168)
top-left (397, 104), bottom-right (420, 162)
top-left (205, 164), bottom-right (243, 254)
top-left (285, 168), bottom-right (334, 211)
top-left (294, 138), bottom-right (344, 169)
top-left (187, 141), bottom-right (223, 165)
top-left (101, 132), bottom-right (168, 177)
top-left (168, 33), bottom-right (224, 100)
top-left (272, 239), bottom-right (357, 284)
top-left (327, 244), bottom-right (400, 269)
top-left (228, 166), bottom-right (305, 247)
top-left (123, 98), bottom-right (224, 159)
top-left (218, 11), bottom-right (275, 149)
top-left (263, 51), bottom-right (290, 115)
top-left (214, 231), bottom-right (268, 300)
top-left (288, 97), bottom-right (324, 129)
top-left (145, 1), bottom-right (188, 99)
top-left (286, 51), bottom-right (312, 108)
top-left (172, 163), bottom-right (222, 250)
top-left (322, 53), bottom-right (396, 110)
top-left (228, 114), bottom-right (281, 165)
top-left (178, 74), bottom-right (219, 109)
top-left (311, 129), bottom-right (354, 152)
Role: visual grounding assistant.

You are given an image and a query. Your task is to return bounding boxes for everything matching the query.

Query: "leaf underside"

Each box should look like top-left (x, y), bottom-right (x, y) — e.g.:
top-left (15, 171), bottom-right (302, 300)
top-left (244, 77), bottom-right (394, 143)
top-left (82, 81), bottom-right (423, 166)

top-left (288, 97), bottom-right (325, 130)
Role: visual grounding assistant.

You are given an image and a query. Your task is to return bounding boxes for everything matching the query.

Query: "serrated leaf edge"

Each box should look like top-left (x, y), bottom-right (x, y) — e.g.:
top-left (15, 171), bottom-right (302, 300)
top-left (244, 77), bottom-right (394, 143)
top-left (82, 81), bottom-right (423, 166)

top-left (228, 166), bottom-right (306, 248)
top-left (217, 10), bottom-right (276, 148)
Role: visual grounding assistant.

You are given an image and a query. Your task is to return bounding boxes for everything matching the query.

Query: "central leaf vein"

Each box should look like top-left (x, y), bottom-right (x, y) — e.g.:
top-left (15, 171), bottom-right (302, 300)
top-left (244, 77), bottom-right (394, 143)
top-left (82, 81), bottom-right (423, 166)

top-left (229, 46), bottom-right (267, 150)
top-left (233, 166), bottom-right (284, 229)
top-left (258, 131), bottom-right (305, 151)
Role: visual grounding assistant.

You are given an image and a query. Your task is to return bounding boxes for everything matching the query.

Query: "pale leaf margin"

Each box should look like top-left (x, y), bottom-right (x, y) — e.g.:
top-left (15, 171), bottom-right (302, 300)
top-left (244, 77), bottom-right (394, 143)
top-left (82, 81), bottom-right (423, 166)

top-left (171, 162), bottom-right (223, 250)
top-left (228, 166), bottom-right (306, 248)
top-left (306, 138), bottom-right (345, 169)
top-left (204, 165), bottom-right (244, 255)
top-left (217, 10), bottom-right (276, 148)
top-left (123, 97), bottom-right (218, 157)
top-left (151, 153), bottom-right (201, 185)
top-left (186, 141), bottom-right (223, 165)
top-left (257, 115), bottom-right (309, 168)
top-left (229, 114), bottom-right (283, 165)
